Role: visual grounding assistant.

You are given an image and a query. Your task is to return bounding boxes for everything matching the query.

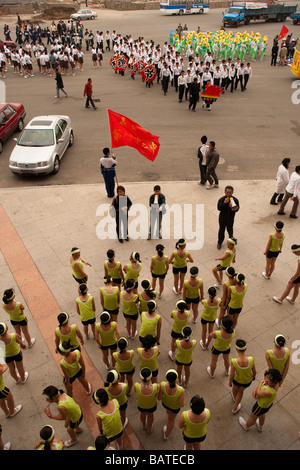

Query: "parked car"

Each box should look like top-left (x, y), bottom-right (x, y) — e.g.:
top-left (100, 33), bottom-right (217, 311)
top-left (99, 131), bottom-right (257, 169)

top-left (0, 103), bottom-right (26, 153)
top-left (0, 40), bottom-right (16, 51)
top-left (70, 9), bottom-right (98, 20)
top-left (9, 115), bottom-right (74, 175)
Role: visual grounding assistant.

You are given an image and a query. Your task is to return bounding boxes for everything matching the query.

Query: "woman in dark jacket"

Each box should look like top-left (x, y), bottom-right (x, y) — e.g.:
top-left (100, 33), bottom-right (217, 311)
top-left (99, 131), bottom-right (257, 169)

top-left (55, 67), bottom-right (67, 98)
top-left (111, 186), bottom-right (132, 243)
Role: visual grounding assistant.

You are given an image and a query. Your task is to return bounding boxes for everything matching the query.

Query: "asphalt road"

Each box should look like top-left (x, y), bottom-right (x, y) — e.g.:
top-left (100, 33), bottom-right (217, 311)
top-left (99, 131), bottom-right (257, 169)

top-left (0, 5), bottom-right (299, 188)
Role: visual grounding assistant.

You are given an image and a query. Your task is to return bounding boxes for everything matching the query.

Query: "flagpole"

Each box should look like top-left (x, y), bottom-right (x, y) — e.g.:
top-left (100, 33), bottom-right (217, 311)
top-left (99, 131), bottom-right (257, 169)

top-left (106, 107), bottom-right (119, 189)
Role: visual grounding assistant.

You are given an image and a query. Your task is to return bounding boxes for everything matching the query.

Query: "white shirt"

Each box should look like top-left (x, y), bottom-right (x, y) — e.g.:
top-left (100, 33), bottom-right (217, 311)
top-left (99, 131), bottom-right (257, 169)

top-left (286, 171), bottom-right (300, 197)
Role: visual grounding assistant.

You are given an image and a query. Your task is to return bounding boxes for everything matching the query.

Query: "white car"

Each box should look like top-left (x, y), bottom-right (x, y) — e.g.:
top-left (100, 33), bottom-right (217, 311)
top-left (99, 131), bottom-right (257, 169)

top-left (9, 115), bottom-right (74, 175)
top-left (70, 9), bottom-right (98, 20)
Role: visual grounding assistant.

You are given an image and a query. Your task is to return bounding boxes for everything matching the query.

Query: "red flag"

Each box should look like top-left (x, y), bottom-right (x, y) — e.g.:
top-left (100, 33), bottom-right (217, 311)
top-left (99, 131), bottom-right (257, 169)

top-left (107, 109), bottom-right (160, 162)
top-left (278, 25), bottom-right (289, 40)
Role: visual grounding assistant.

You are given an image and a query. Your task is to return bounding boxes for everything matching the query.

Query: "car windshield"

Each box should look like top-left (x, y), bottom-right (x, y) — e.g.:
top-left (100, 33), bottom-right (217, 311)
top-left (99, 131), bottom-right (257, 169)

top-left (227, 8), bottom-right (241, 13)
top-left (18, 129), bottom-right (54, 147)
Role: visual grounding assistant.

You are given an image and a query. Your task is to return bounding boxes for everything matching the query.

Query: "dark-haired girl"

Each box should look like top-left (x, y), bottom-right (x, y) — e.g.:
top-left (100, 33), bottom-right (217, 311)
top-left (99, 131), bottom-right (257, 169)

top-left (58, 340), bottom-right (91, 397)
top-left (216, 266), bottom-right (236, 328)
top-left (174, 326), bottom-right (197, 387)
top-left (112, 337), bottom-right (135, 395)
top-left (2, 288), bottom-right (35, 349)
top-left (137, 335), bottom-right (160, 384)
top-left (178, 395), bottom-right (211, 450)
top-left (150, 244), bottom-right (169, 298)
top-left (100, 275), bottom-right (120, 322)
top-left (273, 244), bottom-right (300, 305)
top-left (138, 279), bottom-right (157, 314)
top-left (169, 239), bottom-right (194, 295)
top-left (70, 247), bottom-right (91, 284)
top-left (262, 221), bottom-right (285, 279)
top-left (158, 368), bottom-right (185, 440)
top-left (34, 425), bottom-right (64, 450)
top-left (76, 283), bottom-right (96, 340)
top-left (55, 312), bottom-right (84, 354)
top-left (104, 249), bottom-right (124, 288)
top-left (123, 252), bottom-right (142, 293)
top-left (169, 300), bottom-right (190, 361)
top-left (121, 279), bottom-right (139, 340)
top-left (206, 316), bottom-right (235, 378)
top-left (104, 369), bottom-right (128, 427)
top-left (93, 388), bottom-right (123, 449)
top-left (200, 286), bottom-right (221, 350)
top-left (134, 367), bottom-right (159, 434)
top-left (0, 322), bottom-right (28, 384)
top-left (138, 300), bottom-right (162, 345)
top-left (265, 334), bottom-right (290, 385)
top-left (182, 266), bottom-right (203, 324)
top-left (226, 273), bottom-right (247, 328)
top-left (95, 312), bottom-right (121, 370)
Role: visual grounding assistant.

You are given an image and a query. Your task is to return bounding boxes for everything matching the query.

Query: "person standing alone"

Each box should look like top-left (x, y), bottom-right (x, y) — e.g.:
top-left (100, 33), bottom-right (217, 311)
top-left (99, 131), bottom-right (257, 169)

top-left (84, 78), bottom-right (97, 110)
top-left (100, 148), bottom-right (117, 198)
top-left (55, 68), bottom-right (67, 98)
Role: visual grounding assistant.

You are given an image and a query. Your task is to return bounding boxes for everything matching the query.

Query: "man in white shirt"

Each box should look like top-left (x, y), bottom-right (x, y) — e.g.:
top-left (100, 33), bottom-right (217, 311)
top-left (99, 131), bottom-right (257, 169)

top-left (278, 165), bottom-right (300, 218)
top-left (198, 135), bottom-right (210, 185)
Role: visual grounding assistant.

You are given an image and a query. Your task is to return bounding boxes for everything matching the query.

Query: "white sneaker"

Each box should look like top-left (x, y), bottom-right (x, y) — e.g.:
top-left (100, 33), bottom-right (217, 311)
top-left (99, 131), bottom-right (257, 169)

top-left (232, 403), bottom-right (241, 414)
top-left (206, 183), bottom-right (214, 190)
top-left (256, 418), bottom-right (263, 432)
top-left (163, 425), bottom-right (168, 441)
top-left (239, 417), bottom-right (249, 431)
top-left (262, 272), bottom-right (270, 280)
top-left (273, 296), bottom-right (282, 304)
top-left (286, 296), bottom-right (295, 304)
top-left (200, 340), bottom-right (207, 350)
top-left (206, 366), bottom-right (214, 378)
top-left (168, 350), bottom-right (175, 361)
top-left (172, 286), bottom-right (179, 294)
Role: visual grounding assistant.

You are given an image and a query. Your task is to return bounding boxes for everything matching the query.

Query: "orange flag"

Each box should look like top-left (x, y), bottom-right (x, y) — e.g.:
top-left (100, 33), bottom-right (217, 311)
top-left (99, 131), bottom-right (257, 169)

top-left (278, 25), bottom-right (289, 40)
top-left (107, 109), bottom-right (160, 162)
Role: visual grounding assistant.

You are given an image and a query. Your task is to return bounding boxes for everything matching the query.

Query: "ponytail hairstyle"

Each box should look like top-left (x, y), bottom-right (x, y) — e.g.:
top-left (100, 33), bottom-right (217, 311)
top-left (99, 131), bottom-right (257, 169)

top-left (156, 244), bottom-right (165, 257)
top-left (2, 288), bottom-right (15, 304)
top-left (208, 286), bottom-right (217, 299)
top-left (190, 266), bottom-right (198, 278)
top-left (107, 249), bottom-right (115, 261)
top-left (0, 322), bottom-right (8, 336)
top-left (42, 385), bottom-right (63, 401)
top-left (166, 369), bottom-right (178, 389)
top-left (225, 266), bottom-right (235, 278)
top-left (79, 283), bottom-right (88, 295)
top-left (235, 273), bottom-right (245, 285)
top-left (118, 337), bottom-right (128, 354)
top-left (104, 275), bottom-right (112, 284)
top-left (176, 300), bottom-right (187, 313)
top-left (141, 334), bottom-right (156, 351)
top-left (140, 367), bottom-right (152, 383)
top-left (58, 339), bottom-right (72, 355)
top-left (175, 238), bottom-right (186, 249)
top-left (266, 368), bottom-right (282, 385)
top-left (235, 339), bottom-right (247, 351)
top-left (274, 334), bottom-right (286, 348)
top-left (100, 311), bottom-right (111, 325)
top-left (221, 315), bottom-right (233, 333)
top-left (94, 435), bottom-right (110, 450)
top-left (57, 312), bottom-right (69, 327)
top-left (190, 395), bottom-right (205, 415)
top-left (125, 278), bottom-right (135, 292)
top-left (131, 252), bottom-right (141, 263)
top-left (181, 326), bottom-right (192, 342)
top-left (141, 280), bottom-right (156, 299)
top-left (104, 369), bottom-right (119, 387)
top-left (93, 388), bottom-right (109, 406)
top-left (39, 425), bottom-right (55, 451)
top-left (147, 300), bottom-right (156, 314)
top-left (274, 221), bottom-right (284, 232)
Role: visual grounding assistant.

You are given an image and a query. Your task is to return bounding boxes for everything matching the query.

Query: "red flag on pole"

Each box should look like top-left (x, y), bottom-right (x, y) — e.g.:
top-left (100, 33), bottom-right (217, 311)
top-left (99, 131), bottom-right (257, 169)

top-left (107, 109), bottom-right (160, 162)
top-left (278, 25), bottom-right (289, 40)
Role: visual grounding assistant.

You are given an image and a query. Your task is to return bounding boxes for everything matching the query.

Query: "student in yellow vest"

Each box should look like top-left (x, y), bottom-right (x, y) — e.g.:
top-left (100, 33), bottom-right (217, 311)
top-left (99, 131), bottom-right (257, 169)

top-left (104, 249), bottom-right (124, 289)
top-left (139, 300), bottom-right (162, 345)
top-left (95, 312), bottom-right (121, 370)
top-left (43, 385), bottom-right (83, 448)
top-left (93, 388), bottom-right (124, 450)
top-left (239, 368), bottom-right (282, 432)
top-left (104, 369), bottom-right (129, 428)
top-left (113, 337), bottom-right (135, 396)
top-left (169, 300), bottom-right (191, 361)
top-left (228, 339), bottom-right (256, 414)
top-left (121, 279), bottom-right (139, 340)
top-left (0, 322), bottom-right (28, 384)
top-left (212, 237), bottom-right (237, 286)
top-left (123, 252), bottom-right (142, 294)
top-left (175, 326), bottom-right (197, 388)
top-left (87, 434), bottom-right (116, 450)
top-left (55, 312), bottom-right (84, 354)
top-left (76, 283), bottom-right (96, 340)
top-left (34, 425), bottom-right (64, 450)
top-left (216, 266), bottom-right (236, 328)
top-left (206, 316), bottom-right (235, 379)
top-left (182, 266), bottom-right (204, 324)
top-left (150, 244), bottom-right (169, 298)
top-left (137, 334), bottom-right (160, 383)
top-left (158, 368), bottom-right (185, 440)
top-left (100, 275), bottom-right (120, 322)
top-left (134, 367), bottom-right (159, 434)
top-left (178, 395), bottom-right (211, 450)
top-left (2, 288), bottom-right (35, 349)
top-left (0, 361), bottom-right (22, 418)
top-left (138, 279), bottom-right (157, 314)
top-left (200, 286), bottom-right (221, 350)
top-left (265, 334), bottom-right (290, 385)
top-left (273, 244), bottom-right (300, 305)
top-left (262, 221), bottom-right (285, 280)
top-left (226, 273), bottom-right (247, 328)
top-left (70, 247), bottom-right (92, 284)
top-left (58, 340), bottom-right (91, 397)
top-left (168, 238), bottom-right (194, 295)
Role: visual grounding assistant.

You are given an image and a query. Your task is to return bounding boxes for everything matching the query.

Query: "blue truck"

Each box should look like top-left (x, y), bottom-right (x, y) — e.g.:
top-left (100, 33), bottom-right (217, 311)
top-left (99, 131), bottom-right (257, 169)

top-left (290, 12), bottom-right (300, 23)
top-left (223, 2), bottom-right (298, 27)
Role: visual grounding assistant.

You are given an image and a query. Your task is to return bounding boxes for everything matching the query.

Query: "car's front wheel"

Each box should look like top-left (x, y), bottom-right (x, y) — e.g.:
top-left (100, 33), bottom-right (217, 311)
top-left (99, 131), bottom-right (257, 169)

top-left (17, 118), bottom-right (24, 132)
top-left (53, 156), bottom-right (60, 174)
top-left (0, 140), bottom-right (2, 154)
top-left (68, 130), bottom-right (74, 147)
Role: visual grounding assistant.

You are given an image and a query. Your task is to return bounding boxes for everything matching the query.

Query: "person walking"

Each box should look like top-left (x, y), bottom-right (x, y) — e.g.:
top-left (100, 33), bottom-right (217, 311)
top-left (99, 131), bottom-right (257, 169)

top-left (0, 322), bottom-right (28, 384)
top-left (188, 77), bottom-right (200, 112)
top-left (104, 249), bottom-right (124, 289)
top-left (121, 279), bottom-right (139, 340)
top-left (206, 316), bottom-right (235, 379)
top-left (217, 185), bottom-right (240, 250)
top-left (76, 283), bottom-right (96, 340)
top-left (226, 273), bottom-right (247, 329)
top-left (138, 300), bottom-right (162, 346)
top-left (55, 312), bottom-right (84, 354)
top-left (200, 286), bottom-right (221, 350)
top-left (169, 239), bottom-right (194, 295)
top-left (182, 266), bottom-right (204, 324)
top-left (265, 334), bottom-right (290, 385)
top-left (93, 388), bottom-right (124, 450)
top-left (206, 141), bottom-right (219, 190)
top-left (212, 237), bottom-right (237, 286)
top-left (0, 362), bottom-right (22, 418)
top-left (83, 77), bottom-right (97, 109)
top-left (197, 135), bottom-right (209, 186)
top-left (70, 247), bottom-right (91, 285)
top-left (273, 244), bottom-right (300, 305)
top-left (2, 288), bottom-right (35, 349)
top-left (270, 158), bottom-right (291, 205)
top-left (278, 165), bottom-right (300, 219)
top-left (58, 340), bottom-right (91, 397)
top-left (262, 221), bottom-right (285, 280)
top-left (158, 369), bottom-right (185, 441)
top-left (104, 369), bottom-right (129, 428)
top-left (55, 67), bottom-right (67, 98)
top-left (100, 148), bottom-right (117, 199)
top-left (216, 266), bottom-right (236, 328)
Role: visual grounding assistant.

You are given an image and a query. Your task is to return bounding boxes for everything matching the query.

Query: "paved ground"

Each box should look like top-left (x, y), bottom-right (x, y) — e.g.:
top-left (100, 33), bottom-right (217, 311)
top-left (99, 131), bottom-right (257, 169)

top-left (0, 6), bottom-right (299, 187)
top-left (0, 178), bottom-right (300, 452)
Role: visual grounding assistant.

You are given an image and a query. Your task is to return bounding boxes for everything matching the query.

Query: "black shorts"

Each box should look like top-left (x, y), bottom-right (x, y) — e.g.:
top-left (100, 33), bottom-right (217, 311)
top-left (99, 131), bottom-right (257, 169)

top-left (175, 359), bottom-right (192, 367)
top-left (108, 430), bottom-right (123, 443)
top-left (171, 330), bottom-right (183, 339)
top-left (228, 307), bottom-right (242, 315)
top-left (81, 318), bottom-right (96, 326)
top-left (183, 433), bottom-right (206, 444)
top-left (162, 402), bottom-right (180, 414)
top-left (201, 318), bottom-right (215, 325)
top-left (252, 402), bottom-right (272, 417)
top-left (232, 379), bottom-right (252, 388)
top-left (292, 276), bottom-right (300, 285)
top-left (120, 368), bottom-right (135, 376)
top-left (211, 346), bottom-right (230, 355)
top-left (64, 368), bottom-right (83, 384)
top-left (0, 386), bottom-right (10, 399)
top-left (123, 312), bottom-right (138, 321)
top-left (138, 404), bottom-right (157, 413)
top-left (112, 278), bottom-right (122, 285)
top-left (119, 402), bottom-right (128, 411)
top-left (5, 352), bottom-right (23, 363)
top-left (151, 273), bottom-right (166, 279)
top-left (73, 275), bottom-right (87, 284)
top-left (173, 266), bottom-right (187, 275)
top-left (105, 308), bottom-right (119, 316)
top-left (216, 264), bottom-right (227, 271)
top-left (10, 317), bottom-right (28, 327)
top-left (101, 343), bottom-right (117, 351)
top-left (267, 250), bottom-right (280, 259)
top-left (185, 297), bottom-right (200, 304)
top-left (69, 411), bottom-right (83, 429)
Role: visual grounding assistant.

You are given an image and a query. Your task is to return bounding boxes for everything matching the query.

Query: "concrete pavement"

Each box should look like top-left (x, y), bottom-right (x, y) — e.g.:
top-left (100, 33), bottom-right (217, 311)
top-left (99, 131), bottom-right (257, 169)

top-left (0, 177), bottom-right (299, 451)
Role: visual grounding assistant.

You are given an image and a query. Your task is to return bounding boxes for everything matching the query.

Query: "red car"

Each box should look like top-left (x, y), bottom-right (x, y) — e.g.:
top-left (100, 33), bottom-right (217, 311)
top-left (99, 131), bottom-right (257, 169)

top-left (0, 40), bottom-right (16, 51)
top-left (0, 103), bottom-right (26, 153)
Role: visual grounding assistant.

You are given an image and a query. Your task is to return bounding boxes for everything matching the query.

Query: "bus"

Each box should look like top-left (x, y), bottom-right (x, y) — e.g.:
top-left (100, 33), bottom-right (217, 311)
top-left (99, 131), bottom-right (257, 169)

top-left (160, 0), bottom-right (209, 15)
